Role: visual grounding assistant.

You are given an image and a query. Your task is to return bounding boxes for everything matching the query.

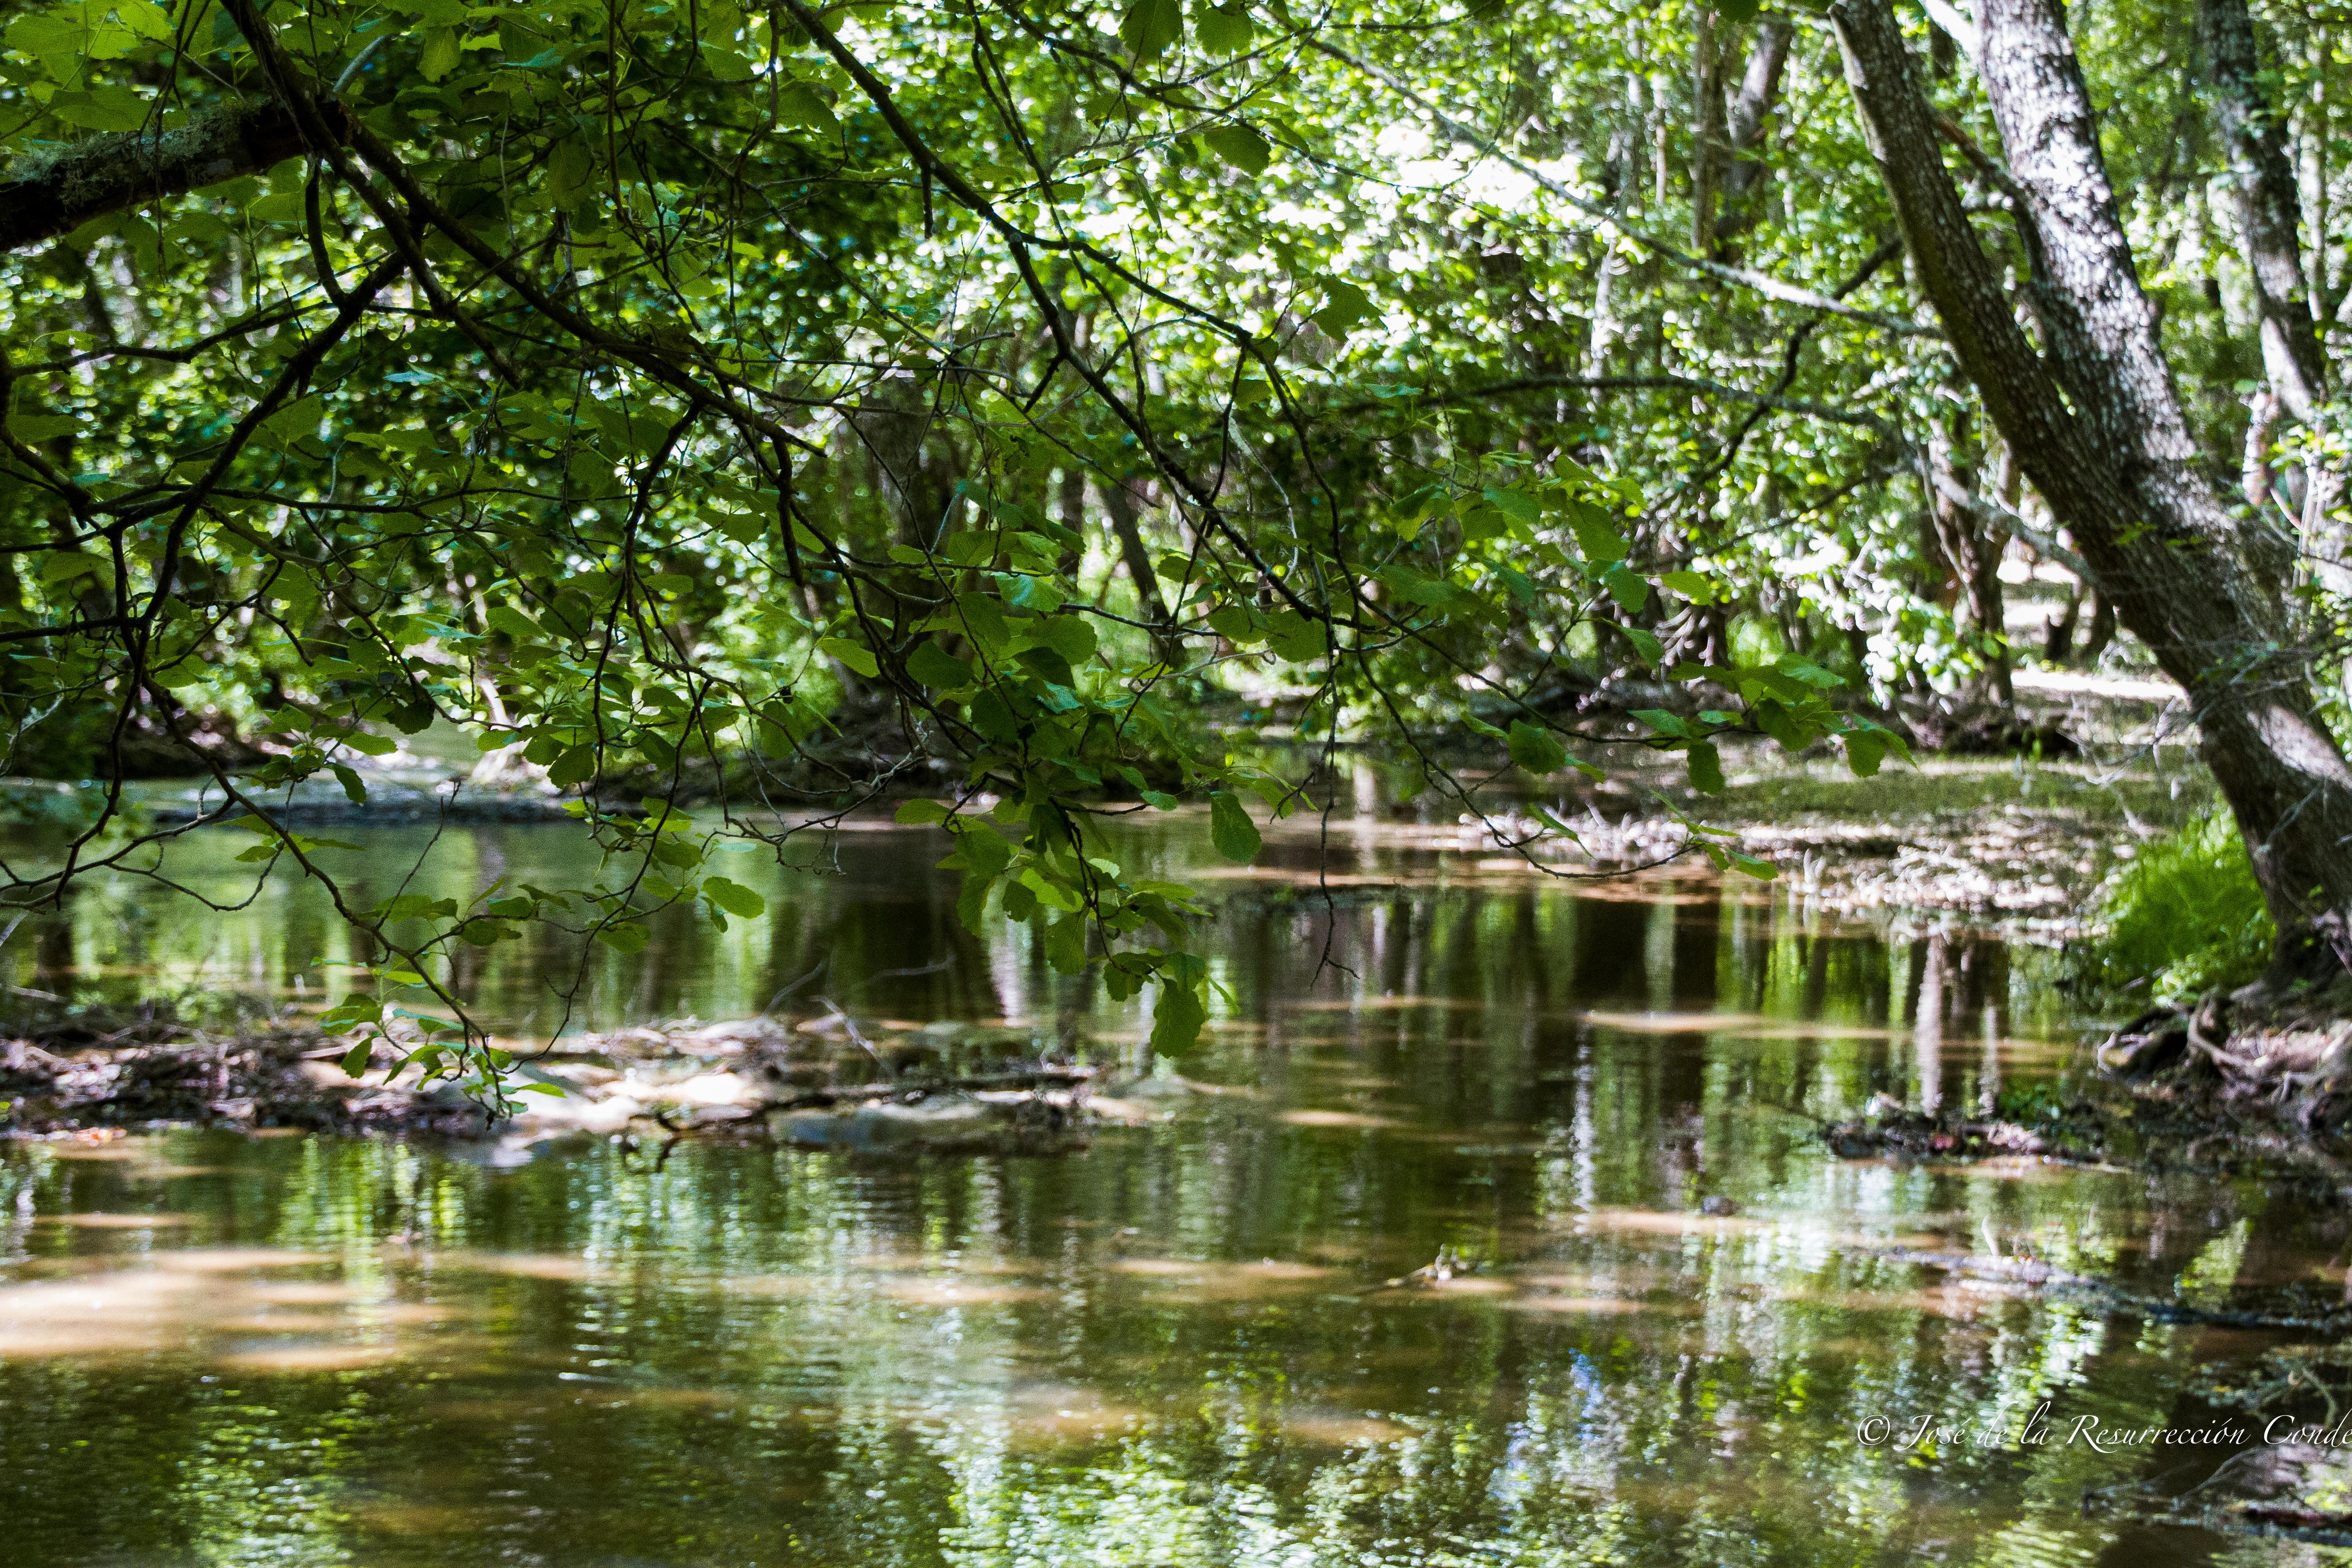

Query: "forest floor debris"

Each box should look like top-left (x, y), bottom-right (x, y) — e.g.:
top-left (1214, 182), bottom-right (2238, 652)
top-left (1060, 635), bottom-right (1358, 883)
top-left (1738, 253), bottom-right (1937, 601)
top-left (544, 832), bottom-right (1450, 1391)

top-left (2097, 975), bottom-right (2352, 1137)
top-left (1455, 753), bottom-right (2206, 932)
top-left (1816, 1102), bottom-right (2103, 1162)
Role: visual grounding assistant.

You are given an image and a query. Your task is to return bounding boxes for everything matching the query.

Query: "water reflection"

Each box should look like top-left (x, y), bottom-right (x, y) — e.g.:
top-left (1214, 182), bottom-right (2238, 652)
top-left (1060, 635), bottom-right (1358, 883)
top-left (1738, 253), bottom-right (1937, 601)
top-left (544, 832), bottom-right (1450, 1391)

top-left (0, 818), bottom-right (2310, 1565)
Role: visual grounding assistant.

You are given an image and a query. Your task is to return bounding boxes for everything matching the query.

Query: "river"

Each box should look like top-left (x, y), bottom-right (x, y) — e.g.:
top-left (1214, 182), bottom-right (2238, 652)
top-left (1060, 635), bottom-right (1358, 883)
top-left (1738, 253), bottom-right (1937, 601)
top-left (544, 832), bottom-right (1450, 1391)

top-left (0, 808), bottom-right (2329, 1565)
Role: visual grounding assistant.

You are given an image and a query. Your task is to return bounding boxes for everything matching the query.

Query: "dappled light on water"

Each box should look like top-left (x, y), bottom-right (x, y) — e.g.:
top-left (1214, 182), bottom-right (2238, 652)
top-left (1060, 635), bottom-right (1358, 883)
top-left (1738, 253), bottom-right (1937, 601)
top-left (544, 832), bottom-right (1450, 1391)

top-left (0, 820), bottom-right (2304, 1565)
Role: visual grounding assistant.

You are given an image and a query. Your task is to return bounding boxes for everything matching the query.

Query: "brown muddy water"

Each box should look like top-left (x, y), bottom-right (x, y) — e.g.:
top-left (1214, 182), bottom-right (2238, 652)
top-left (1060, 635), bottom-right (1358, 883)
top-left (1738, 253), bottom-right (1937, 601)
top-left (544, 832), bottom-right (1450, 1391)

top-left (0, 812), bottom-right (2340, 1566)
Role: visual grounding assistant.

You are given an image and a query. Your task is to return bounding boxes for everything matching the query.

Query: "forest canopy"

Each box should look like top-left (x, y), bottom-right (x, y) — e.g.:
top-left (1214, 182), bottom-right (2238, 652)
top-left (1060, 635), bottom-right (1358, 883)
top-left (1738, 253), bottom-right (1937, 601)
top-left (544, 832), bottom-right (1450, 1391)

top-left (1, 0), bottom-right (2345, 1098)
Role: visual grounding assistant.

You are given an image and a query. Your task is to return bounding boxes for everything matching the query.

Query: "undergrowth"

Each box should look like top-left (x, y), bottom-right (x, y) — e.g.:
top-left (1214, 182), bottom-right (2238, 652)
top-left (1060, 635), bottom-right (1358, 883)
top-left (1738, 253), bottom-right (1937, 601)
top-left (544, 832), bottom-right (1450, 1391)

top-left (2072, 815), bottom-right (2273, 1004)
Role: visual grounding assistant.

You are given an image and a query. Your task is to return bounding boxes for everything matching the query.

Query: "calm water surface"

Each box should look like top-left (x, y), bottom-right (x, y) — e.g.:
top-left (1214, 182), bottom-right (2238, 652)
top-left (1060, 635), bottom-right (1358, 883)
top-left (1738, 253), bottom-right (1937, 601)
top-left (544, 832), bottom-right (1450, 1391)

top-left (0, 813), bottom-right (2338, 1566)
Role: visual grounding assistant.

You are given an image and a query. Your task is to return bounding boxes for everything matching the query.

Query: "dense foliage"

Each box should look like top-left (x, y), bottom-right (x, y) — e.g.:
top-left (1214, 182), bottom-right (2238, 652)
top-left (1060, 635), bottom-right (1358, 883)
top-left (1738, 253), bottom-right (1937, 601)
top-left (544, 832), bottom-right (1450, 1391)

top-left (0, 0), bottom-right (2342, 1090)
top-left (2076, 816), bottom-right (2275, 1004)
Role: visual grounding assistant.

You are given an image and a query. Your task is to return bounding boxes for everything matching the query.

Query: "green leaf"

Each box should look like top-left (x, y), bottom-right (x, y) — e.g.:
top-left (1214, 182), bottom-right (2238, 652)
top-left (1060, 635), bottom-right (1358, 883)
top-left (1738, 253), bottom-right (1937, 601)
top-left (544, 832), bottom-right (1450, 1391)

top-left (819, 636), bottom-right (879, 678)
top-left (10, 414), bottom-right (74, 443)
top-left (1687, 740), bottom-right (1725, 794)
top-left (1481, 487), bottom-right (1543, 527)
top-left (1753, 697), bottom-right (1808, 751)
top-left (968, 688), bottom-right (1021, 742)
top-left (1120, 0), bottom-right (1185, 60)
top-left (1533, 804), bottom-right (1583, 841)
top-left (1310, 279), bottom-right (1374, 338)
top-left (956, 593), bottom-right (1010, 649)
top-left (1206, 605), bottom-right (1256, 642)
top-left (49, 86), bottom-right (148, 133)
top-left (1566, 500), bottom-right (1628, 562)
top-left (339, 1040), bottom-right (374, 1078)
top-left (777, 80), bottom-right (841, 133)
top-left (1376, 562), bottom-right (1460, 610)
top-left (1507, 720), bottom-right (1569, 776)
top-left (1844, 728), bottom-right (1889, 778)
top-left (1209, 790), bottom-right (1261, 863)
top-left (1264, 611), bottom-right (1327, 662)
top-left (1719, 0), bottom-right (1761, 21)
top-left (1204, 124), bottom-right (1270, 174)
top-left (419, 26), bottom-right (461, 81)
top-left (1150, 970), bottom-right (1209, 1056)
top-left (906, 641), bottom-right (973, 688)
top-left (950, 821), bottom-right (1014, 877)
top-left (1035, 615), bottom-right (1099, 665)
top-left (1016, 644), bottom-right (1077, 687)
top-left (702, 876), bottom-right (766, 917)
top-left (1659, 569), bottom-right (1716, 604)
top-left (594, 921), bottom-right (652, 954)
top-left (1195, 0), bottom-right (1253, 52)
top-left (1602, 564), bottom-right (1650, 614)
top-left (547, 745), bottom-right (597, 787)
top-left (1778, 654), bottom-right (1845, 688)
top-left (1619, 624), bottom-right (1664, 665)
top-left (38, 552), bottom-right (102, 584)
top-left (545, 137), bottom-right (595, 204)
top-left (955, 867), bottom-right (994, 935)
top-left (1044, 913), bottom-right (1088, 975)
top-left (896, 798), bottom-right (951, 825)
top-left (1458, 505), bottom-right (1507, 543)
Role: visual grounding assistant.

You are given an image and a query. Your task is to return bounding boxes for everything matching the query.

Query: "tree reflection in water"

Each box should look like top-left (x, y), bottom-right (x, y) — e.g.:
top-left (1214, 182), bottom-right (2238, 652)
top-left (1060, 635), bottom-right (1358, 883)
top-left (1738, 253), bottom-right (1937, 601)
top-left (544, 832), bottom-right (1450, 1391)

top-left (0, 817), bottom-right (2291, 1565)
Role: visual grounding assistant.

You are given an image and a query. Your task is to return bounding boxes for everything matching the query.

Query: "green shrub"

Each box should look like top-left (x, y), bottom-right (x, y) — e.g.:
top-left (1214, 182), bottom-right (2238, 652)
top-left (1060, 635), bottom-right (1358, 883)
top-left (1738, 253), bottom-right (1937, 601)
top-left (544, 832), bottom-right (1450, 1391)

top-left (2076, 815), bottom-right (2274, 1003)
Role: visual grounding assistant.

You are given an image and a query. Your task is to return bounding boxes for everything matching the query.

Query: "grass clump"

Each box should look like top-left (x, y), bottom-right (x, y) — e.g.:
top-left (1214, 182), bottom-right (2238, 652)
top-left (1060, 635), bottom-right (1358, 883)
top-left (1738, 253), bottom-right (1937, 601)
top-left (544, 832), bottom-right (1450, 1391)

top-left (2074, 815), bottom-right (2273, 1004)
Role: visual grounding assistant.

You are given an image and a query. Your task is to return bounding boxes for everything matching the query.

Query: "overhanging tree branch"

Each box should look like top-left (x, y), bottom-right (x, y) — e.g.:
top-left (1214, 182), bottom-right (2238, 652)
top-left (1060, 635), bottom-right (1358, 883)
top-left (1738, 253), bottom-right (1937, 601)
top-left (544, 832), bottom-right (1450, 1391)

top-left (0, 100), bottom-right (352, 254)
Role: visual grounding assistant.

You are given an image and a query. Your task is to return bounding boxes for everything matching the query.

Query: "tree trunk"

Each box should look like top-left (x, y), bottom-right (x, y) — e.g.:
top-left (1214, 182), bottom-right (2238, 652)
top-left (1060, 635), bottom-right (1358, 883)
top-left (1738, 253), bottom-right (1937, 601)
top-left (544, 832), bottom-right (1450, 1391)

top-left (1924, 417), bottom-right (2012, 705)
top-left (1689, 9), bottom-right (1727, 254)
top-left (0, 102), bottom-right (352, 254)
top-left (849, 368), bottom-right (959, 634)
top-left (2197, 0), bottom-right (2327, 421)
top-left (1830, 0), bottom-right (2352, 956)
top-left (1100, 476), bottom-right (1181, 670)
top-left (1713, 15), bottom-right (1794, 256)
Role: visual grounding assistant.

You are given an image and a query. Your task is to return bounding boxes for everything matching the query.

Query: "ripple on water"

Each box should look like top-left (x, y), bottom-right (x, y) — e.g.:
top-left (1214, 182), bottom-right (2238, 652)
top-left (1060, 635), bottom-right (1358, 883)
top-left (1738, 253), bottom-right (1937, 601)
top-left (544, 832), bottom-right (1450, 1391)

top-left (0, 821), bottom-right (2299, 1568)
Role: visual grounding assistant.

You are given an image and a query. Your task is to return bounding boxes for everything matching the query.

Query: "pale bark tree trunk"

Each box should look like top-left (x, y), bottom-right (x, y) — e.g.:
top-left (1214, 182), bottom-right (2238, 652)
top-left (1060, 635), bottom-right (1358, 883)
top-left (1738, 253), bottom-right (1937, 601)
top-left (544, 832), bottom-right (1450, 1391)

top-left (1831, 0), bottom-right (2352, 962)
top-left (2197, 0), bottom-right (2346, 611)
top-left (1713, 15), bottom-right (1794, 258)
top-left (2198, 0), bottom-right (2327, 421)
top-left (1586, 118), bottom-right (1632, 376)
top-left (2244, 383), bottom-right (2283, 510)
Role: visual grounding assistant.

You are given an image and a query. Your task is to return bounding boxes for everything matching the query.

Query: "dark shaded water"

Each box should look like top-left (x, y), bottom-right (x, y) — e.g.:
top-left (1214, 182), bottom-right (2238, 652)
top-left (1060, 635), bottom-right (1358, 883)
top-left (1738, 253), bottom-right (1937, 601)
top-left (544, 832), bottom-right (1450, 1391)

top-left (0, 814), bottom-right (2339, 1565)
